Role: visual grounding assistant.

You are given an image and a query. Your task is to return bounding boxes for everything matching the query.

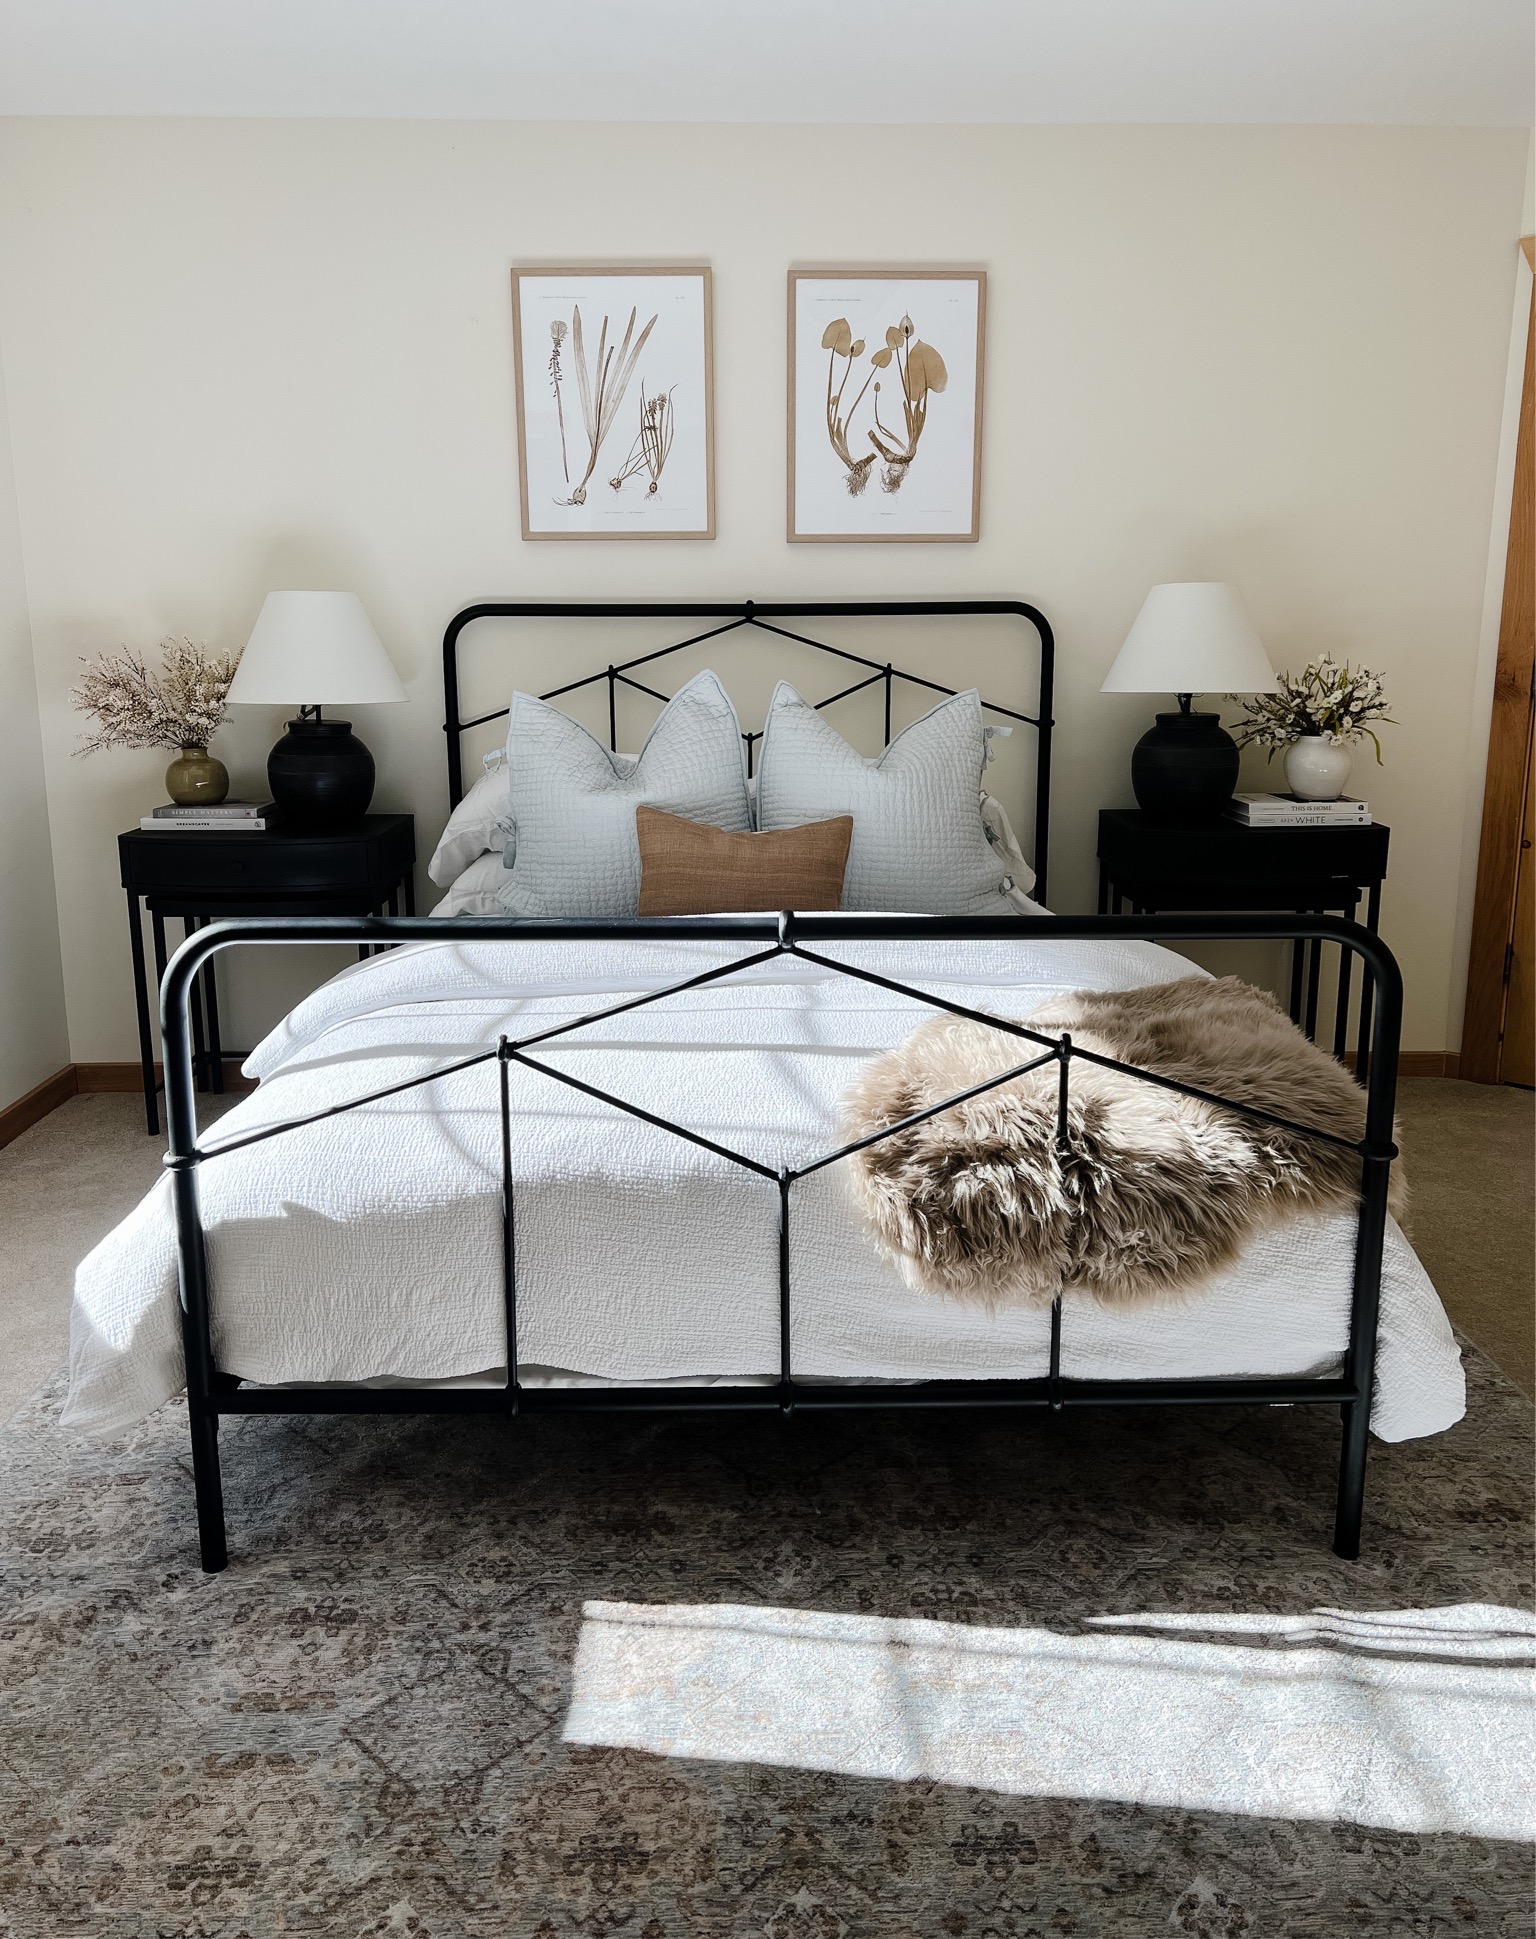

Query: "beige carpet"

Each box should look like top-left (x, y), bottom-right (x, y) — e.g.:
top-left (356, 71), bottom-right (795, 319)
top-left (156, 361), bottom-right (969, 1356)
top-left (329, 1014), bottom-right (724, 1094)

top-left (1395, 1077), bottom-right (1534, 1395)
top-left (0, 1093), bottom-right (238, 1424)
top-left (2, 1079), bottom-right (1529, 1425)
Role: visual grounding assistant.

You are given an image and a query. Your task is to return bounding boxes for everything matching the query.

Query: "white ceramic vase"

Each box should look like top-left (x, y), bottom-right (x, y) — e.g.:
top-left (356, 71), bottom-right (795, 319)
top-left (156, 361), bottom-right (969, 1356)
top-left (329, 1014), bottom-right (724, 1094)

top-left (1283, 734), bottom-right (1354, 802)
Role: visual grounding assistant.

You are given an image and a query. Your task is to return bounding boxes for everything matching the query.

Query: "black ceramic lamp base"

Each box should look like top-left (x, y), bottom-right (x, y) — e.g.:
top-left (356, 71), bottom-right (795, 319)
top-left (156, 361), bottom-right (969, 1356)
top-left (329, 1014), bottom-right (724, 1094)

top-left (267, 717), bottom-right (376, 828)
top-left (1129, 706), bottom-right (1240, 824)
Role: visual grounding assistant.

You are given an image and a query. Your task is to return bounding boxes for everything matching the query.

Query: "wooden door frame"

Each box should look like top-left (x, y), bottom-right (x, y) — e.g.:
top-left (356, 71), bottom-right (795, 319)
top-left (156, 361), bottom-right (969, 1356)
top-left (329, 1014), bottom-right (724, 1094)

top-left (1462, 237), bottom-right (1536, 1083)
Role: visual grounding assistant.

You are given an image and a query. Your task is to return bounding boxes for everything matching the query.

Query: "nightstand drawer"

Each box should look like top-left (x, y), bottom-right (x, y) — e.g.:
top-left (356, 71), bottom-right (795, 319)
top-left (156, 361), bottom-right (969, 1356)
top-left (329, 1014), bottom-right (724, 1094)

top-left (119, 813), bottom-right (415, 899)
top-left (1097, 813), bottom-right (1390, 888)
top-left (122, 834), bottom-right (377, 895)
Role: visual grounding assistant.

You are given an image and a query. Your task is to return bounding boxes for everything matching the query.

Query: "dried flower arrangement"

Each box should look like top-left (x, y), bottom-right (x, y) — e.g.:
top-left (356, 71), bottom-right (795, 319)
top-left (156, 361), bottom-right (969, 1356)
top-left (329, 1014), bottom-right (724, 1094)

top-left (1230, 658), bottom-right (1394, 762)
top-left (72, 639), bottom-right (241, 757)
top-left (820, 312), bottom-right (949, 496)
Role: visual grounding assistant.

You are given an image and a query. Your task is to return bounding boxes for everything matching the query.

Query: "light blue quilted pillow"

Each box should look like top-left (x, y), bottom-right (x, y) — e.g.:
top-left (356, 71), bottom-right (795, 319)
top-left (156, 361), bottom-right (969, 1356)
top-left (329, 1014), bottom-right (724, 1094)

top-left (496, 670), bottom-right (752, 918)
top-left (755, 682), bottom-right (1015, 914)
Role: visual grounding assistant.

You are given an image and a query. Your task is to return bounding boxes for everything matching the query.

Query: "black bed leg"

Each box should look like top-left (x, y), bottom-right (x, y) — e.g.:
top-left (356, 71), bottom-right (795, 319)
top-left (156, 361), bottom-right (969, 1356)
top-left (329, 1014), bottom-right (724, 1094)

top-left (1332, 1399), bottom-right (1369, 1560)
top-left (188, 1403), bottom-right (228, 1573)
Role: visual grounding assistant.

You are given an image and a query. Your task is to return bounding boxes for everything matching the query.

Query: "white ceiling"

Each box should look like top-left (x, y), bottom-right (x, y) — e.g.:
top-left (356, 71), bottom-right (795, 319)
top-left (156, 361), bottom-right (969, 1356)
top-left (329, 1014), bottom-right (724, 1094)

top-left (0, 0), bottom-right (1530, 125)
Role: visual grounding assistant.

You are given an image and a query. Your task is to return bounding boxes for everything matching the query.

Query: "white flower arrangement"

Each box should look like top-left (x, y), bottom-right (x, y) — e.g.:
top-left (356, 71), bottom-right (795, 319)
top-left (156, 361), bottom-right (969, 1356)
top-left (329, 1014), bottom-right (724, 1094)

top-left (72, 638), bottom-right (241, 757)
top-left (1230, 657), bottom-right (1394, 763)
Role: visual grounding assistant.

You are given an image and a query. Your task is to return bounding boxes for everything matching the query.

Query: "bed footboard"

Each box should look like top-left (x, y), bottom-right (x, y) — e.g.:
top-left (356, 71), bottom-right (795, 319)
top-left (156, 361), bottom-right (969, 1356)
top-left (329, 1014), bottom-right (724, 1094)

top-left (159, 911), bottom-right (1403, 1574)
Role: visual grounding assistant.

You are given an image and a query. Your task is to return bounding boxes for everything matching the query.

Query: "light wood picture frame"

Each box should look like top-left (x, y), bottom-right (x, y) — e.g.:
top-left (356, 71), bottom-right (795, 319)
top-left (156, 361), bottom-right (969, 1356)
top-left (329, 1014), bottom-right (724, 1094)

top-left (512, 266), bottom-right (715, 540)
top-left (788, 269), bottom-right (985, 543)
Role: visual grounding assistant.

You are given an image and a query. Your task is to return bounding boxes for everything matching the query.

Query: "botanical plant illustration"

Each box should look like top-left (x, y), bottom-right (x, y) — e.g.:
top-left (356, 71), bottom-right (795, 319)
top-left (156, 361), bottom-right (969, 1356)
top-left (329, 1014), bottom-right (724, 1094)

top-left (548, 320), bottom-right (570, 488)
top-left (609, 383), bottom-right (677, 496)
top-left (1231, 658), bottom-right (1394, 762)
top-left (554, 304), bottom-right (658, 506)
top-left (72, 639), bottom-right (241, 755)
top-left (868, 315), bottom-right (948, 492)
top-left (821, 319), bottom-right (875, 495)
top-left (819, 312), bottom-right (950, 496)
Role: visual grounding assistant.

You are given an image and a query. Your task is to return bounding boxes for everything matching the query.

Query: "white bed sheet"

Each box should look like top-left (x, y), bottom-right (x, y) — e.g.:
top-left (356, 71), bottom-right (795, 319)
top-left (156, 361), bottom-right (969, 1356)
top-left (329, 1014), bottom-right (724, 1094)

top-left (65, 934), bottom-right (1464, 1442)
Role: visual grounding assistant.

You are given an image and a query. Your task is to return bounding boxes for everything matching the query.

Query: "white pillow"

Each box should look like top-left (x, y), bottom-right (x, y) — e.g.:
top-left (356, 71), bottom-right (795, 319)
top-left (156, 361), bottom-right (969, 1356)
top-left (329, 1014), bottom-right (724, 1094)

top-left (496, 669), bottom-right (752, 920)
top-left (429, 851), bottom-right (506, 917)
top-left (756, 683), bottom-right (1016, 915)
top-left (431, 826), bottom-right (1043, 920)
top-left (427, 760), bottom-right (512, 887)
top-left (429, 706), bottom-right (1039, 909)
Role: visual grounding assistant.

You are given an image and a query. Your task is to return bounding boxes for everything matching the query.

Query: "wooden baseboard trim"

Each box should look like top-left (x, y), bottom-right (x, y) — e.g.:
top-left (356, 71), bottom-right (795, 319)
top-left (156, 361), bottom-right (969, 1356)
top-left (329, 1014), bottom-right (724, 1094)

top-left (73, 1061), bottom-right (154, 1093)
top-left (1342, 1051), bottom-right (1461, 1078)
top-left (74, 1059), bottom-right (256, 1095)
top-left (0, 1065), bottom-right (80, 1151)
top-left (1, 1060), bottom-right (258, 1150)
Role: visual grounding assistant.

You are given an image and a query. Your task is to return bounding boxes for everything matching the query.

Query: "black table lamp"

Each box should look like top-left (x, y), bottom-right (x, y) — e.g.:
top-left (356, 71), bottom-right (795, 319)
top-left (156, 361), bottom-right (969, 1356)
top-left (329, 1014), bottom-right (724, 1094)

top-left (1100, 582), bottom-right (1278, 824)
top-left (227, 592), bottom-right (407, 828)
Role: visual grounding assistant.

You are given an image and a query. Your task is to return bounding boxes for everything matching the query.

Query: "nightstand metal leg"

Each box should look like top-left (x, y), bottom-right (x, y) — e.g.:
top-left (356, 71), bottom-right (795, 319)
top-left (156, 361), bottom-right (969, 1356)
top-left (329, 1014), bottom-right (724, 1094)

top-left (1288, 936), bottom-right (1304, 1025)
top-left (1097, 865), bottom-right (1109, 915)
top-left (402, 870), bottom-right (416, 917)
top-left (151, 910), bottom-right (181, 1088)
top-left (1333, 895), bottom-right (1358, 1061)
top-left (1356, 883), bottom-right (1382, 1090)
top-left (202, 939), bottom-right (224, 1095)
top-left (186, 918), bottom-right (209, 1093)
top-left (126, 893), bottom-right (159, 1135)
top-left (1304, 918), bottom-right (1323, 1042)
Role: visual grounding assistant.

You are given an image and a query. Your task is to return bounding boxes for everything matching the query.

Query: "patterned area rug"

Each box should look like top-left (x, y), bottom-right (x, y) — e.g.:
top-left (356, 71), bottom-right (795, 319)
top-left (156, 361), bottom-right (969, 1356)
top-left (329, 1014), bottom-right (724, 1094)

top-left (1, 1350), bottom-right (1531, 1938)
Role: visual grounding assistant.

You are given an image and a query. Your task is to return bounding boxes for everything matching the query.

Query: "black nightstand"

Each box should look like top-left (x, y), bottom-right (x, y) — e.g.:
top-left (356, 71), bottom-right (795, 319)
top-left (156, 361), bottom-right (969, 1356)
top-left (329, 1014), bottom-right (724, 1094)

top-left (119, 812), bottom-right (415, 1133)
top-left (1097, 808), bottom-right (1390, 1062)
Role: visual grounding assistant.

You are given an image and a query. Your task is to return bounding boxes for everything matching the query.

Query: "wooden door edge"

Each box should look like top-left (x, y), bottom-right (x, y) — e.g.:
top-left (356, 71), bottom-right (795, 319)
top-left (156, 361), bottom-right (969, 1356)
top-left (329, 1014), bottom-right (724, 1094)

top-left (1462, 248), bottom-right (1536, 1081)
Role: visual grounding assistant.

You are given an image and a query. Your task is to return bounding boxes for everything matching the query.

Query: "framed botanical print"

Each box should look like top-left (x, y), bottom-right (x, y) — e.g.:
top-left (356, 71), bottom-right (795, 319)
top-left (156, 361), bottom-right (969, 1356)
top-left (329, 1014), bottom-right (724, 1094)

top-left (512, 266), bottom-right (715, 540)
top-left (787, 269), bottom-right (985, 543)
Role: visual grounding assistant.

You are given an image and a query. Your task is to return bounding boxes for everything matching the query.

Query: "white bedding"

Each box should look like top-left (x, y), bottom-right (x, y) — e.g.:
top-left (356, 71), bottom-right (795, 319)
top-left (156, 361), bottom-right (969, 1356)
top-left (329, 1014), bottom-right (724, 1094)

top-left (65, 933), bottom-right (1464, 1442)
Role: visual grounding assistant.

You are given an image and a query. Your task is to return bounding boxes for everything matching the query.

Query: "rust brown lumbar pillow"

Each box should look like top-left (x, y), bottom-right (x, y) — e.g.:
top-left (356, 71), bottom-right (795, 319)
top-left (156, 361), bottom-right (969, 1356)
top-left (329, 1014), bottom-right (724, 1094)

top-left (635, 805), bottom-right (853, 916)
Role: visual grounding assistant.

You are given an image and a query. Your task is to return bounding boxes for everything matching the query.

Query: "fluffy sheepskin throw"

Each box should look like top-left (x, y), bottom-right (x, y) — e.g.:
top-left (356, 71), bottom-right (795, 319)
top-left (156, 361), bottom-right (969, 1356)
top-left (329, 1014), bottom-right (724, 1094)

top-left (842, 976), bottom-right (1405, 1308)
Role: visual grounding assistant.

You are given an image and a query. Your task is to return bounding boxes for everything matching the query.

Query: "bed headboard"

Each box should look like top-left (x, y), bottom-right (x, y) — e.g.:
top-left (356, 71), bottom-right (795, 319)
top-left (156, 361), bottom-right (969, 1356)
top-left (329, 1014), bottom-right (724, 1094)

top-left (441, 598), bottom-right (1056, 902)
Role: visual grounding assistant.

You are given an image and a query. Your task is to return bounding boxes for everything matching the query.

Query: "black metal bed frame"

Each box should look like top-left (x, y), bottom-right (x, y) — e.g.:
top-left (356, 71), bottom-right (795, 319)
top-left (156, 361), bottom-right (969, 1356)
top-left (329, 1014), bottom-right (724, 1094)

top-left (158, 601), bottom-right (1402, 1575)
top-left (441, 598), bottom-right (1055, 899)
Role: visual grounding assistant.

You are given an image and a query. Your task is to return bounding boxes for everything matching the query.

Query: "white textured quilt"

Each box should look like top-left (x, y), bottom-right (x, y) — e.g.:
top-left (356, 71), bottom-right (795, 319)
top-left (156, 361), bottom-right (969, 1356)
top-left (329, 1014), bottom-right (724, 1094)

top-left (66, 934), bottom-right (1465, 1441)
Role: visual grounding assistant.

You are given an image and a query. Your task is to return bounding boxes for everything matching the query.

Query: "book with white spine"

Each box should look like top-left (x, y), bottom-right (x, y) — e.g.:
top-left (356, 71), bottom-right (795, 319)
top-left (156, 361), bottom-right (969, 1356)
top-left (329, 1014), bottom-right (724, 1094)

top-left (140, 816), bottom-right (266, 832)
top-left (150, 800), bottom-right (269, 820)
top-left (1226, 792), bottom-right (1371, 826)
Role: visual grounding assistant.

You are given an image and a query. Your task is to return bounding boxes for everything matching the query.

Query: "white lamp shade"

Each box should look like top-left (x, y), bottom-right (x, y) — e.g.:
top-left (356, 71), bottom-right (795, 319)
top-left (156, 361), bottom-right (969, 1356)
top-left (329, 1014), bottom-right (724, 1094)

top-left (228, 591), bottom-right (407, 707)
top-left (1100, 583), bottom-right (1277, 696)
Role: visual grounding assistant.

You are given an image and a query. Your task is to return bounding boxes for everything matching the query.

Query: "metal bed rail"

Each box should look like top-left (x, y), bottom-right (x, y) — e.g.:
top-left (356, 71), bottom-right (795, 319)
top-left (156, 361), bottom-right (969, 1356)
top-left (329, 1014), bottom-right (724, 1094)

top-left (160, 911), bottom-right (1402, 1575)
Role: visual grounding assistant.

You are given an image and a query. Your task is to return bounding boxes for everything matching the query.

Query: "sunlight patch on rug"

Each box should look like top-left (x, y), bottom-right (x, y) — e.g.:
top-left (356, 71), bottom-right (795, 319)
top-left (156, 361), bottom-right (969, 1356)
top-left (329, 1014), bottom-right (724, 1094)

top-left (564, 1599), bottom-right (1535, 1839)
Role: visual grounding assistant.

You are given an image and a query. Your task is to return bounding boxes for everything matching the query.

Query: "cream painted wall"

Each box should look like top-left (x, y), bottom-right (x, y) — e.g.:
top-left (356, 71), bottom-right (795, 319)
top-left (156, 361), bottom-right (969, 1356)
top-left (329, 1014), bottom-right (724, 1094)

top-left (0, 343), bottom-right (68, 1108)
top-left (0, 118), bottom-right (1526, 1061)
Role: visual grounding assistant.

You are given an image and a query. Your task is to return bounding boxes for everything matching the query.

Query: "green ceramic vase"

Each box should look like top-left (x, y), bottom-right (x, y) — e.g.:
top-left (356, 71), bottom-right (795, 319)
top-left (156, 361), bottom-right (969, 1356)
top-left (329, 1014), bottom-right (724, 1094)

top-left (164, 746), bottom-right (229, 807)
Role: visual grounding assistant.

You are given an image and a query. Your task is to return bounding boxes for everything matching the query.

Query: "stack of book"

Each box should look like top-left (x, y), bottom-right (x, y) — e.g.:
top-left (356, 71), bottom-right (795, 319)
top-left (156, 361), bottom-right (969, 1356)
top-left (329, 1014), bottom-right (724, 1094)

top-left (1225, 793), bottom-right (1371, 827)
top-left (139, 801), bottom-right (272, 832)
